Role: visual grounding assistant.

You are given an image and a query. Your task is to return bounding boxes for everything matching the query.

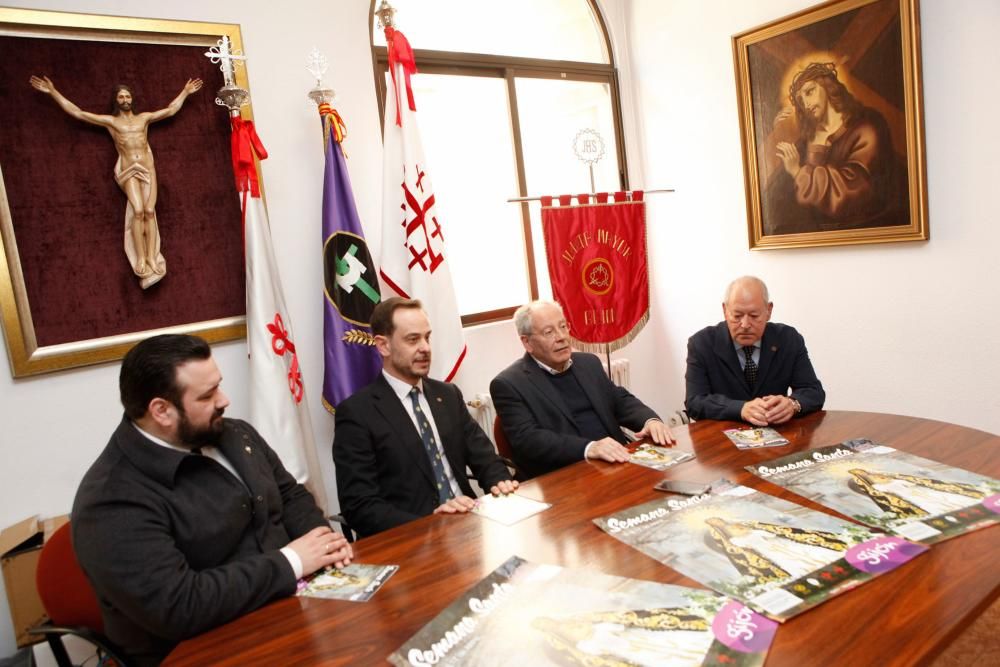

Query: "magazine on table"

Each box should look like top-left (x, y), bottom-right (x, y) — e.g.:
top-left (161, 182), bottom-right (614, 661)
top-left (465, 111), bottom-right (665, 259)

top-left (723, 427), bottom-right (789, 449)
top-left (296, 563), bottom-right (399, 602)
top-left (388, 555), bottom-right (778, 667)
top-left (746, 438), bottom-right (1000, 544)
top-left (593, 479), bottom-right (927, 622)
top-left (629, 442), bottom-right (696, 470)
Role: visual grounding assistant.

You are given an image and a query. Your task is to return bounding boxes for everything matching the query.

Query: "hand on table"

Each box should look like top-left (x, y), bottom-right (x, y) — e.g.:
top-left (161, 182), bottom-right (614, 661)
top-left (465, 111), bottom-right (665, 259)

top-left (490, 479), bottom-right (519, 496)
top-left (433, 495), bottom-right (477, 515)
top-left (287, 526), bottom-right (353, 575)
top-left (635, 419), bottom-right (675, 446)
top-left (586, 437), bottom-right (631, 463)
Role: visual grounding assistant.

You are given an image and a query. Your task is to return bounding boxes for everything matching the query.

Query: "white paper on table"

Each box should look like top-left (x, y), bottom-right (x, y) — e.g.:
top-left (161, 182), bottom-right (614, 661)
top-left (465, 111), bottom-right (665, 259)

top-left (472, 493), bottom-right (551, 526)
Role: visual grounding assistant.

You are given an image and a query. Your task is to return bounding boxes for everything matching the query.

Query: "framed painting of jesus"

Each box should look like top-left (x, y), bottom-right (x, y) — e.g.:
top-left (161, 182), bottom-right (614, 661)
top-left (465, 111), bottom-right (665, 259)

top-left (733, 0), bottom-right (927, 250)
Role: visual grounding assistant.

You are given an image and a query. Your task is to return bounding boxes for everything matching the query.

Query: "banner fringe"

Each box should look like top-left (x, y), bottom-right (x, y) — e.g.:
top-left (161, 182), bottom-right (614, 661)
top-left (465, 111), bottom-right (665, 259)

top-left (570, 310), bottom-right (649, 354)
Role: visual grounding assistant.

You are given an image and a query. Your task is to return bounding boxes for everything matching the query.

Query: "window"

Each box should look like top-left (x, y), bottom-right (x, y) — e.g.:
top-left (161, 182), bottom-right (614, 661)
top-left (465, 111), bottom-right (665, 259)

top-left (371, 0), bottom-right (627, 324)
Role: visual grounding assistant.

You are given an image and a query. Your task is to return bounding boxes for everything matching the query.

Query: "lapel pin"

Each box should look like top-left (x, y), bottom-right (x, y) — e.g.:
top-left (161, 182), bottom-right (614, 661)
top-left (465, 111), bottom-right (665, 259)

top-left (436, 397), bottom-right (443, 402)
top-left (245, 446), bottom-right (252, 454)
top-left (771, 346), bottom-right (778, 352)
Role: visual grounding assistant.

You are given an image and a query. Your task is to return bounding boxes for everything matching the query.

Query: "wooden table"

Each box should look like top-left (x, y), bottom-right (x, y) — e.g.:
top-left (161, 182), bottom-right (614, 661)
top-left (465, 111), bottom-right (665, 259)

top-left (165, 411), bottom-right (1000, 666)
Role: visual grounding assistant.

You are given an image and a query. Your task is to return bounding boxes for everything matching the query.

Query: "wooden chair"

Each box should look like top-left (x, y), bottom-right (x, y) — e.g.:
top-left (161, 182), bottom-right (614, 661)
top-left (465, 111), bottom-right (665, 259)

top-left (493, 415), bottom-right (526, 482)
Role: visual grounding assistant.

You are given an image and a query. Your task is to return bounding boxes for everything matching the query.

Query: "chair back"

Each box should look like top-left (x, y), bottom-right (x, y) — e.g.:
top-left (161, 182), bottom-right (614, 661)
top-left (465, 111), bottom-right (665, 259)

top-left (493, 415), bottom-right (515, 460)
top-left (35, 522), bottom-right (104, 633)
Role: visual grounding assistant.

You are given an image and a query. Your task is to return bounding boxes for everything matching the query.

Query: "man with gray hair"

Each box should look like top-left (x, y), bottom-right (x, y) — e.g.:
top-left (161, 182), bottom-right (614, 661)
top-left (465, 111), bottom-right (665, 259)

top-left (685, 276), bottom-right (824, 425)
top-left (491, 300), bottom-right (672, 479)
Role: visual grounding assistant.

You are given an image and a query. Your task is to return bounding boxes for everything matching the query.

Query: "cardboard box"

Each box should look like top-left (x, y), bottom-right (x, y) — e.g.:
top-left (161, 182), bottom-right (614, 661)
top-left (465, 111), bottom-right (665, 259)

top-left (0, 515), bottom-right (69, 648)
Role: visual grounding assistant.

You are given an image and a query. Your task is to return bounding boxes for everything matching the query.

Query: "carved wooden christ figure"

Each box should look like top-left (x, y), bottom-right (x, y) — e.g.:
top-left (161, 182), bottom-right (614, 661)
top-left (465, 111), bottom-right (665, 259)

top-left (30, 75), bottom-right (203, 288)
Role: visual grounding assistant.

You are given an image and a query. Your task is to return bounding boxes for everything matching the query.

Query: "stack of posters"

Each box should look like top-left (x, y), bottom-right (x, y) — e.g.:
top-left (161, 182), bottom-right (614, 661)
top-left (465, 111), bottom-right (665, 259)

top-left (389, 556), bottom-right (777, 666)
top-left (746, 439), bottom-right (1000, 544)
top-left (629, 443), bottom-right (695, 470)
top-left (296, 563), bottom-right (398, 602)
top-left (723, 427), bottom-right (789, 449)
top-left (593, 480), bottom-right (926, 621)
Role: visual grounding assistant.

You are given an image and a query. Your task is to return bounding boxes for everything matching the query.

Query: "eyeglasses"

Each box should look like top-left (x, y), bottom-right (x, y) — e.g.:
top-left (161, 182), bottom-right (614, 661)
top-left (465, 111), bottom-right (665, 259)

top-left (530, 322), bottom-right (570, 341)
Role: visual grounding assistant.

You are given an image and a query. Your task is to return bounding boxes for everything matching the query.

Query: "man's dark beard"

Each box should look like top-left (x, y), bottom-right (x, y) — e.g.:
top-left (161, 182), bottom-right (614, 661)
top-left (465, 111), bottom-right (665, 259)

top-left (177, 407), bottom-right (225, 448)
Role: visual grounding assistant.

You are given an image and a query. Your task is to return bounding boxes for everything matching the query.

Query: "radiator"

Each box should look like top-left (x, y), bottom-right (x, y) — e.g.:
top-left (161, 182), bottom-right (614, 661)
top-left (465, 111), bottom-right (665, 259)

top-left (467, 393), bottom-right (498, 445)
top-left (603, 358), bottom-right (631, 388)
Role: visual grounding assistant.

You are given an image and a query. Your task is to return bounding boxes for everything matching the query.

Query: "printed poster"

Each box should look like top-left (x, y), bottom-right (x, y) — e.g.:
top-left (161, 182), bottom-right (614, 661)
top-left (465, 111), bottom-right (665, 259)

top-left (746, 439), bottom-right (1000, 544)
top-left (389, 555), bottom-right (777, 667)
top-left (630, 443), bottom-right (695, 471)
top-left (593, 480), bottom-right (927, 622)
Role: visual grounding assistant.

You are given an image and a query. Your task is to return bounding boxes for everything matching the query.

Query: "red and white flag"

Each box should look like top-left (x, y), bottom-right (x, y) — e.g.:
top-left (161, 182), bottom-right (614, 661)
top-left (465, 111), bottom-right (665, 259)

top-left (235, 117), bottom-right (328, 510)
top-left (379, 27), bottom-right (466, 381)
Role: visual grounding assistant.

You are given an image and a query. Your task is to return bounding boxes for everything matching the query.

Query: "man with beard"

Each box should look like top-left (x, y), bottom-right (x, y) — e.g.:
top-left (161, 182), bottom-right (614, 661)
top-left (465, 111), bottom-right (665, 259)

top-left (765, 62), bottom-right (907, 234)
top-left (29, 75), bottom-right (202, 287)
top-left (72, 334), bottom-right (352, 666)
top-left (490, 300), bottom-right (672, 480)
top-left (334, 297), bottom-right (517, 537)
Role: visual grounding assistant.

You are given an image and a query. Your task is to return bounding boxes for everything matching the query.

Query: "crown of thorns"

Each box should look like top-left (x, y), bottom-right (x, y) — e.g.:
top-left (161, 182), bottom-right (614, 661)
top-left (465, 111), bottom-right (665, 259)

top-left (789, 62), bottom-right (838, 100)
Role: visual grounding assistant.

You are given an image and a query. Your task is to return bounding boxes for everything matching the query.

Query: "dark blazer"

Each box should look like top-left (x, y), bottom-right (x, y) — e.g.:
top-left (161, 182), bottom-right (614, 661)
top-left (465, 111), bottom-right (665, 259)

top-left (684, 321), bottom-right (825, 422)
top-left (72, 417), bottom-right (327, 667)
top-left (490, 352), bottom-right (659, 479)
top-left (333, 374), bottom-right (511, 538)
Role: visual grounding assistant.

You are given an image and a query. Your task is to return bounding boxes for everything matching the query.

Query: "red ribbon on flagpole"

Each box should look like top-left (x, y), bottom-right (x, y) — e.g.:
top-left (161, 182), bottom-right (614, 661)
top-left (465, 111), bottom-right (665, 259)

top-left (384, 26), bottom-right (417, 126)
top-left (318, 103), bottom-right (347, 145)
top-left (230, 116), bottom-right (268, 197)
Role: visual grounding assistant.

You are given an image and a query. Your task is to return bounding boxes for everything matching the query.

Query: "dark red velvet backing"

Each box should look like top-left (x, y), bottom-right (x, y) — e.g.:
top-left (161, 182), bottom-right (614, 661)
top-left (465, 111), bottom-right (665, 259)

top-left (0, 34), bottom-right (245, 347)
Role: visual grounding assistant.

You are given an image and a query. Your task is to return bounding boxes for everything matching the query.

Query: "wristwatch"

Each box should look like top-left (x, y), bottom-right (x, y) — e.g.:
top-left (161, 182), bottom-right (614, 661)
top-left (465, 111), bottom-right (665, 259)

top-left (790, 398), bottom-right (802, 414)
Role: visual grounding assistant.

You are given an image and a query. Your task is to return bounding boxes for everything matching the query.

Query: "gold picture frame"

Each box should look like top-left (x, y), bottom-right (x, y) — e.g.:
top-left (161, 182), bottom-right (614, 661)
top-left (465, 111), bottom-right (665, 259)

top-left (733, 0), bottom-right (927, 249)
top-left (0, 7), bottom-right (251, 377)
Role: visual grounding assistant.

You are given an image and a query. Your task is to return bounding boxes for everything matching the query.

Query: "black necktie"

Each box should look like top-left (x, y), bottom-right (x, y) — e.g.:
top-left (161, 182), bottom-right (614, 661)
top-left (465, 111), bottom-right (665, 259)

top-left (743, 346), bottom-right (758, 387)
top-left (409, 387), bottom-right (453, 503)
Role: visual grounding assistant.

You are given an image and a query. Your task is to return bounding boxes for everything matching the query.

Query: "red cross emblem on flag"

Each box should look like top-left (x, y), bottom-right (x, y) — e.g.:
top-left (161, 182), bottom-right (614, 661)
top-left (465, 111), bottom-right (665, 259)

top-left (400, 164), bottom-right (445, 273)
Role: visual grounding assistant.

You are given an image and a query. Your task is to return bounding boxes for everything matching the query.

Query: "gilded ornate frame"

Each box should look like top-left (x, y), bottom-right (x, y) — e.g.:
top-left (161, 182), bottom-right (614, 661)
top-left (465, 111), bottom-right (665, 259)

top-left (0, 8), bottom-right (250, 377)
top-left (733, 0), bottom-right (927, 250)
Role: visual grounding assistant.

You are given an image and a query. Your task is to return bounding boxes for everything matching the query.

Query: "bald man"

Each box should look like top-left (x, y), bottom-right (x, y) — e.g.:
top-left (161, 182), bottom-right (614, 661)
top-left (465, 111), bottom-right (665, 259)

top-left (685, 276), bottom-right (824, 425)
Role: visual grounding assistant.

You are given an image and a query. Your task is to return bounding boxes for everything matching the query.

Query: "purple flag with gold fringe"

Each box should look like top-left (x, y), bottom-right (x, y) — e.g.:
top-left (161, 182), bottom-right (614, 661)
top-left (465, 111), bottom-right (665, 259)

top-left (319, 104), bottom-right (381, 412)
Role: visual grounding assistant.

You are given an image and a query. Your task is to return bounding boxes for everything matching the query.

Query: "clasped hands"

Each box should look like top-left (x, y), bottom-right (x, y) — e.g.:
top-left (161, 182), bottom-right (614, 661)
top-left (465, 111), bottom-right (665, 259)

top-left (433, 479), bottom-right (520, 516)
top-left (741, 395), bottom-right (796, 426)
top-left (288, 526), bottom-right (353, 577)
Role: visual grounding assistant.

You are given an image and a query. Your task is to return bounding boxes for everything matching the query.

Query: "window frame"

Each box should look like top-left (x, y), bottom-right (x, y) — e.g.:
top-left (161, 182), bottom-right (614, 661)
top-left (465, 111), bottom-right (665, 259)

top-left (369, 2), bottom-right (629, 326)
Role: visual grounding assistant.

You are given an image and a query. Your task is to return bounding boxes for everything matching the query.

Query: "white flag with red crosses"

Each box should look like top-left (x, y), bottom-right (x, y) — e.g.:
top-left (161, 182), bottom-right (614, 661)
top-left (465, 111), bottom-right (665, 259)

top-left (379, 27), bottom-right (466, 381)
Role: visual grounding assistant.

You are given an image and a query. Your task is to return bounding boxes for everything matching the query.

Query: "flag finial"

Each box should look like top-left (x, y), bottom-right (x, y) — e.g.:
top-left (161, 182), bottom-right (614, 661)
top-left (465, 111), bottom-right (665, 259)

top-left (307, 47), bottom-right (336, 107)
top-left (205, 35), bottom-right (250, 114)
top-left (375, 0), bottom-right (397, 29)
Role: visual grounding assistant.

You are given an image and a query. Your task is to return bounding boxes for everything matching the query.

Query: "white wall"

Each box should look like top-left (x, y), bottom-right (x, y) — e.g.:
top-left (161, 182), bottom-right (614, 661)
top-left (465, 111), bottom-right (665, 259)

top-left (1, 0), bottom-right (998, 658)
top-left (621, 0), bottom-right (1000, 436)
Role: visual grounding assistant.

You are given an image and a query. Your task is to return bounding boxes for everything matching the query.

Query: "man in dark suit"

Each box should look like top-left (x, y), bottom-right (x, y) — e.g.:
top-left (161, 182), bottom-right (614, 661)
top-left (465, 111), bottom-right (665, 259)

top-left (72, 334), bottom-right (352, 666)
top-left (334, 297), bottom-right (517, 538)
top-left (490, 300), bottom-right (673, 480)
top-left (685, 276), bottom-right (825, 424)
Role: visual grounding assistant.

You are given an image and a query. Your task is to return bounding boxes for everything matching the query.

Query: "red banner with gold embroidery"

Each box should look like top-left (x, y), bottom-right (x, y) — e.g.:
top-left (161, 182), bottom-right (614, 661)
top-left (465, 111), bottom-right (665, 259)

top-left (540, 192), bottom-right (649, 351)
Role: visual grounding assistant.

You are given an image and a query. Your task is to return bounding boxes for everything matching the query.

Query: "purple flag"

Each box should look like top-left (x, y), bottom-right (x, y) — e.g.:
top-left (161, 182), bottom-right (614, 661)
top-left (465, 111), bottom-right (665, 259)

top-left (320, 106), bottom-right (382, 412)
